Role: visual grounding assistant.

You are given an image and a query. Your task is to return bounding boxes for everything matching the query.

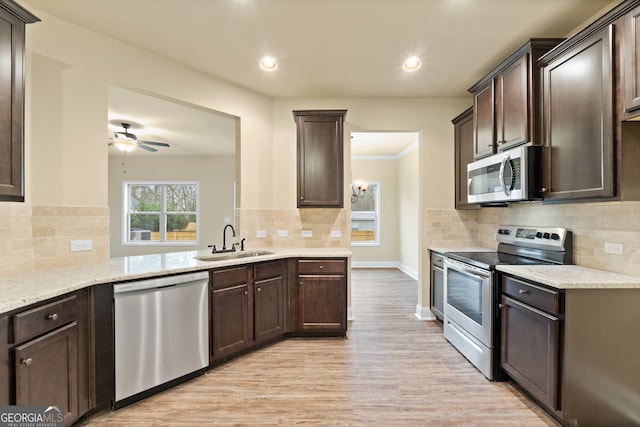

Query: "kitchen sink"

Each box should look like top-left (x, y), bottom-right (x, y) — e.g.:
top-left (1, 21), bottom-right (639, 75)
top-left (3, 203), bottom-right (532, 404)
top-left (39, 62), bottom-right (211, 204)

top-left (195, 250), bottom-right (274, 262)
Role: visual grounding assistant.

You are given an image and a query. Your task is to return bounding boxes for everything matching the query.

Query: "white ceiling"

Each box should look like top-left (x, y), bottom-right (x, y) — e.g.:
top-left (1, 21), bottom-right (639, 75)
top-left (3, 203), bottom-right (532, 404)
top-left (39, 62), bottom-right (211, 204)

top-left (23, 0), bottom-right (616, 155)
top-left (107, 87), bottom-right (237, 157)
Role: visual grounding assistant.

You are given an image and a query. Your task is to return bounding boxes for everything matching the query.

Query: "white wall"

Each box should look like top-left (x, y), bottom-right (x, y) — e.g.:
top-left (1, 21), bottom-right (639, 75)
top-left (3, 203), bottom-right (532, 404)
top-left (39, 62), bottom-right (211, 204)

top-left (351, 158), bottom-right (399, 264)
top-left (24, 6), bottom-right (273, 208)
top-left (108, 155), bottom-right (235, 257)
top-left (350, 144), bottom-right (419, 277)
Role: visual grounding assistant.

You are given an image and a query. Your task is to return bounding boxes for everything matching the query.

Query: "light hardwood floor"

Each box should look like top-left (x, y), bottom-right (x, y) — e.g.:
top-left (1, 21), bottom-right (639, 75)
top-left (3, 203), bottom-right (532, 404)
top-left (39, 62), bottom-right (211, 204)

top-left (82, 268), bottom-right (559, 426)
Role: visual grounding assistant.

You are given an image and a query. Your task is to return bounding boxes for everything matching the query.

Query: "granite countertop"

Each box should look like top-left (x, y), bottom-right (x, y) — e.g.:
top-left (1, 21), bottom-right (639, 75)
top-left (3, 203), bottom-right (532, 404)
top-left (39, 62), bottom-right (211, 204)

top-left (0, 247), bottom-right (351, 315)
top-left (497, 265), bottom-right (640, 290)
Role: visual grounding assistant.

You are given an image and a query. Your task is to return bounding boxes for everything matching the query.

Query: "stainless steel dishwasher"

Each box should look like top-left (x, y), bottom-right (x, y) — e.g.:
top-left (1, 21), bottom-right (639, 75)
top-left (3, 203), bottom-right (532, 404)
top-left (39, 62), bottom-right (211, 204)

top-left (113, 271), bottom-right (209, 407)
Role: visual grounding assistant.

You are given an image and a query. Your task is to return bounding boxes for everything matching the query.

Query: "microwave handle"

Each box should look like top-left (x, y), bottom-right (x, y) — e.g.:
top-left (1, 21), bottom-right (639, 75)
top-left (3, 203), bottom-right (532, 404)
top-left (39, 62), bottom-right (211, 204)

top-left (499, 154), bottom-right (512, 196)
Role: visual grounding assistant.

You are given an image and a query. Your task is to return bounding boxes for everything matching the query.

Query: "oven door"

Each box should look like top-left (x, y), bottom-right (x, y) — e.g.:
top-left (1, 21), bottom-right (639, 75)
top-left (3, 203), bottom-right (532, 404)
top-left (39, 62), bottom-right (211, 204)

top-left (443, 257), bottom-right (493, 347)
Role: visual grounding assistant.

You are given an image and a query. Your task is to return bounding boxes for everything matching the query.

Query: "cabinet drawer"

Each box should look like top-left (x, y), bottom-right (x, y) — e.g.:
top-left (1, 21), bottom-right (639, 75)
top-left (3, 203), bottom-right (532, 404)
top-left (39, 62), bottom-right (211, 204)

top-left (502, 276), bottom-right (560, 315)
top-left (254, 261), bottom-right (283, 281)
top-left (298, 259), bottom-right (345, 275)
top-left (212, 266), bottom-right (249, 290)
top-left (14, 295), bottom-right (78, 344)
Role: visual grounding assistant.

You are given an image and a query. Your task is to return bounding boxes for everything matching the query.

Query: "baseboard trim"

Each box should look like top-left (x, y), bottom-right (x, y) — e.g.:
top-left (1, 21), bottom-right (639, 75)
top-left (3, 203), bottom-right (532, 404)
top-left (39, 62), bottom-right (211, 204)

top-left (415, 304), bottom-right (436, 321)
top-left (351, 261), bottom-right (418, 280)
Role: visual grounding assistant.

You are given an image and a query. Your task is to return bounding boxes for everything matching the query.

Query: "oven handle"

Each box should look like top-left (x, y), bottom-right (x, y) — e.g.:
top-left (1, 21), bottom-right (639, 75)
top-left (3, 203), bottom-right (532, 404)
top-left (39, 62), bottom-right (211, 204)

top-left (443, 257), bottom-right (491, 280)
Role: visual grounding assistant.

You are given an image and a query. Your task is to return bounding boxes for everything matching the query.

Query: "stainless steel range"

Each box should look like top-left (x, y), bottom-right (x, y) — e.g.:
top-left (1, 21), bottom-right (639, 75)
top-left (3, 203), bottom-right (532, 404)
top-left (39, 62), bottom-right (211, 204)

top-left (443, 225), bottom-right (572, 380)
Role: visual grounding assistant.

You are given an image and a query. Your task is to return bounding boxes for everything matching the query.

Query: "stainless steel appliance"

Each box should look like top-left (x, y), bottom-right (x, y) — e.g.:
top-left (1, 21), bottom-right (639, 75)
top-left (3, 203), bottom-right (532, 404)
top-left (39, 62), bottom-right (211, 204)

top-left (113, 271), bottom-right (209, 408)
top-left (467, 145), bottom-right (542, 204)
top-left (443, 226), bottom-right (572, 380)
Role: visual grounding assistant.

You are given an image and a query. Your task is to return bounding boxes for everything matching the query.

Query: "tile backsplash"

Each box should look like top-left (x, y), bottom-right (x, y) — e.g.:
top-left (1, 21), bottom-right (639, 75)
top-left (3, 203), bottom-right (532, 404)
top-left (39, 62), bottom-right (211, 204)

top-left (236, 208), bottom-right (349, 249)
top-left (0, 204), bottom-right (109, 277)
top-left (425, 201), bottom-right (640, 277)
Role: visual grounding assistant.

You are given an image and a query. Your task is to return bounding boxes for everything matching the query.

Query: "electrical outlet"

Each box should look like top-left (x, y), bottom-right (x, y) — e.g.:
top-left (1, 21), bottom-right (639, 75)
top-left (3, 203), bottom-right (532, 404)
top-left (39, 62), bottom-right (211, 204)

top-left (277, 230), bottom-right (288, 237)
top-left (604, 243), bottom-right (623, 255)
top-left (70, 239), bottom-right (92, 252)
top-left (302, 230), bottom-right (313, 238)
top-left (256, 230), bottom-right (267, 238)
top-left (331, 230), bottom-right (341, 238)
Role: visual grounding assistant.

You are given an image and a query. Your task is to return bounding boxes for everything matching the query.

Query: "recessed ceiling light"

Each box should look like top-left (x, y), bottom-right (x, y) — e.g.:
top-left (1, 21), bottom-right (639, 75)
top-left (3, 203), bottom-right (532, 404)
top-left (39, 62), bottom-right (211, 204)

top-left (260, 56), bottom-right (278, 71)
top-left (403, 56), bottom-right (421, 72)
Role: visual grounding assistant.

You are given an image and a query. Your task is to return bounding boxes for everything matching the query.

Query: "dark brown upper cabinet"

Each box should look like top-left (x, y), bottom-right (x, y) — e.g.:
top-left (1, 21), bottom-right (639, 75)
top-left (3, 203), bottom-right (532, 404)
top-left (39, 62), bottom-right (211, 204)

top-left (0, 1), bottom-right (38, 202)
top-left (622, 4), bottom-right (640, 116)
top-left (452, 107), bottom-right (478, 210)
top-left (293, 110), bottom-right (347, 208)
top-left (468, 39), bottom-right (563, 160)
top-left (539, 26), bottom-right (615, 202)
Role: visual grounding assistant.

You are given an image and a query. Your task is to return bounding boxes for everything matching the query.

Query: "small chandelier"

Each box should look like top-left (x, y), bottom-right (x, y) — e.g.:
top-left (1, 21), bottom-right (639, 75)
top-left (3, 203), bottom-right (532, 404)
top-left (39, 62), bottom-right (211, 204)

top-left (351, 180), bottom-right (368, 203)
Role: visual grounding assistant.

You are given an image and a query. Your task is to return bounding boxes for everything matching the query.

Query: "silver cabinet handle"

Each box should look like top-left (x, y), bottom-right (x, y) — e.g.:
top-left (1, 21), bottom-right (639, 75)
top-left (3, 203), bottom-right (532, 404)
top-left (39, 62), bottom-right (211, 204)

top-left (243, 290), bottom-right (248, 295)
top-left (21, 358), bottom-right (32, 366)
top-left (47, 313), bottom-right (59, 320)
top-left (519, 289), bottom-right (529, 294)
top-left (256, 287), bottom-right (261, 293)
top-left (319, 265), bottom-right (324, 270)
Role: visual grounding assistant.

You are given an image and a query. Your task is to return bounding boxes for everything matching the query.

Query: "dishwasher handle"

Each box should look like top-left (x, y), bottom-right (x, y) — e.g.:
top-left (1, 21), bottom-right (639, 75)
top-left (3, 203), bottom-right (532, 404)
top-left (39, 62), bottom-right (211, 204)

top-left (113, 271), bottom-right (209, 294)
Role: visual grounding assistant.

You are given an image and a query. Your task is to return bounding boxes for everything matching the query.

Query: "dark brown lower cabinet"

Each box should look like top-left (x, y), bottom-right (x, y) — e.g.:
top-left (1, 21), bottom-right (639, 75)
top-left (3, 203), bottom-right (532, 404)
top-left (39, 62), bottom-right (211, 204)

top-left (211, 261), bottom-right (286, 362)
top-left (296, 259), bottom-right (347, 335)
top-left (500, 274), bottom-right (640, 426)
top-left (500, 295), bottom-right (560, 411)
top-left (254, 261), bottom-right (285, 344)
top-left (15, 322), bottom-right (78, 425)
top-left (3, 290), bottom-right (90, 426)
top-left (211, 266), bottom-right (251, 361)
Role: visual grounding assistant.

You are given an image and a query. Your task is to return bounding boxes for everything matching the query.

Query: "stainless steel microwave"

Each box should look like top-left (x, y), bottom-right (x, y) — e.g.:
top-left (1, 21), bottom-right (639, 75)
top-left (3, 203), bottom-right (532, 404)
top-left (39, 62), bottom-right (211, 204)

top-left (467, 145), bottom-right (542, 204)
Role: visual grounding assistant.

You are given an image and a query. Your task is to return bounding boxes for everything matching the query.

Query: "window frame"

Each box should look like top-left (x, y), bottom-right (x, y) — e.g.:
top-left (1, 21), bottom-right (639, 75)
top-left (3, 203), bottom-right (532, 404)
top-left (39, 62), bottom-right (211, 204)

top-left (122, 180), bottom-right (200, 246)
top-left (351, 181), bottom-right (380, 247)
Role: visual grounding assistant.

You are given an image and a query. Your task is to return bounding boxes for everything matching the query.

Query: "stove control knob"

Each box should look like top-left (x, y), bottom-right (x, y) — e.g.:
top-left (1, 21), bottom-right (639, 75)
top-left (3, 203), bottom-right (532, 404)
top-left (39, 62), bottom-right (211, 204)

top-left (536, 232), bottom-right (543, 238)
top-left (500, 229), bottom-right (510, 235)
top-left (543, 232), bottom-right (551, 239)
top-left (550, 233), bottom-right (560, 240)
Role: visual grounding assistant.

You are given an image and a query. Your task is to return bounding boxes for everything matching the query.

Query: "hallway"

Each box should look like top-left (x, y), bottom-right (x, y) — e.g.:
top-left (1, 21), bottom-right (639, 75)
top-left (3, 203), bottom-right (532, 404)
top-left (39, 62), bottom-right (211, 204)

top-left (83, 268), bottom-right (558, 426)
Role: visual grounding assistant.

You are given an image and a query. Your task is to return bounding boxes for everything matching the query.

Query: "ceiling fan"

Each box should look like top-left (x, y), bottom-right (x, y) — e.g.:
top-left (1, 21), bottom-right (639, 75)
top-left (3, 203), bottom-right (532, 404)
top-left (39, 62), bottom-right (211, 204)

top-left (109, 122), bottom-right (170, 153)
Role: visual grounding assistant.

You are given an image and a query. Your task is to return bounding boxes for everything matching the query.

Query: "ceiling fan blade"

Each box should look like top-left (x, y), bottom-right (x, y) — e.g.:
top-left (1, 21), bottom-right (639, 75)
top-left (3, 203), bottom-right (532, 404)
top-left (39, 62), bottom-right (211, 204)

top-left (139, 140), bottom-right (170, 147)
top-left (138, 144), bottom-right (158, 152)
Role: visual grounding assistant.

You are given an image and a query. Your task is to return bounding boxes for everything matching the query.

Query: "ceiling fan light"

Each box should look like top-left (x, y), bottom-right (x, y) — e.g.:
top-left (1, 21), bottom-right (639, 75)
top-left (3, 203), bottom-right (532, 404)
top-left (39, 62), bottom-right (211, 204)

top-left (113, 138), bottom-right (137, 153)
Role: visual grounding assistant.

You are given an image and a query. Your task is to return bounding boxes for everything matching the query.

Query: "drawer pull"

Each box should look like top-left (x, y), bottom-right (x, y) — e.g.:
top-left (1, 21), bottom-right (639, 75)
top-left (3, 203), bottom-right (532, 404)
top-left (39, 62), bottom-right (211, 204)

top-left (244, 290), bottom-right (248, 295)
top-left (498, 303), bottom-right (504, 309)
top-left (256, 287), bottom-right (261, 293)
top-left (518, 289), bottom-right (529, 295)
top-left (319, 265), bottom-right (324, 269)
top-left (21, 358), bottom-right (33, 366)
top-left (47, 313), bottom-right (59, 320)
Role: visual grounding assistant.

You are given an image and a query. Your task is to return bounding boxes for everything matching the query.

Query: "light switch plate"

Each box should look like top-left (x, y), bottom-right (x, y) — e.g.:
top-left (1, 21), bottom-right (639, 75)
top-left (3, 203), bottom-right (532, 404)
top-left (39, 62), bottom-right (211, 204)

top-left (302, 230), bottom-right (312, 238)
top-left (331, 230), bottom-right (341, 238)
top-left (70, 239), bottom-right (92, 252)
top-left (277, 230), bottom-right (288, 237)
top-left (256, 230), bottom-right (267, 238)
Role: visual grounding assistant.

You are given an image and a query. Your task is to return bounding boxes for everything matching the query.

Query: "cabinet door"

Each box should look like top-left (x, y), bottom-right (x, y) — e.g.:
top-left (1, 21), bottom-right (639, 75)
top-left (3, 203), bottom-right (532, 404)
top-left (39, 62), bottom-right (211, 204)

top-left (254, 275), bottom-right (284, 343)
top-left (212, 283), bottom-right (250, 360)
top-left (623, 5), bottom-right (640, 114)
top-left (453, 107), bottom-right (477, 209)
top-left (0, 315), bottom-right (8, 405)
top-left (496, 54), bottom-right (529, 150)
top-left (298, 275), bottom-right (346, 332)
top-left (541, 25), bottom-right (615, 201)
top-left (473, 81), bottom-right (495, 159)
top-left (501, 295), bottom-right (560, 411)
top-left (294, 110), bottom-right (346, 208)
top-left (15, 322), bottom-right (78, 425)
top-left (0, 8), bottom-right (26, 201)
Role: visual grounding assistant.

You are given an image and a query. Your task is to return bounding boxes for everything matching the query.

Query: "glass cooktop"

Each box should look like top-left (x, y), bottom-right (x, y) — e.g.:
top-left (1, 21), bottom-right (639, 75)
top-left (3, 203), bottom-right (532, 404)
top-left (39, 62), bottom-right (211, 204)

top-left (444, 251), bottom-right (552, 271)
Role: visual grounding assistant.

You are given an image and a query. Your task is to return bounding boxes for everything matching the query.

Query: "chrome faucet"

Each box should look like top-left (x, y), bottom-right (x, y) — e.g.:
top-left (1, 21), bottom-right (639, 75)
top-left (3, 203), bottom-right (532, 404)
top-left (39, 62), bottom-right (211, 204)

top-left (222, 224), bottom-right (236, 251)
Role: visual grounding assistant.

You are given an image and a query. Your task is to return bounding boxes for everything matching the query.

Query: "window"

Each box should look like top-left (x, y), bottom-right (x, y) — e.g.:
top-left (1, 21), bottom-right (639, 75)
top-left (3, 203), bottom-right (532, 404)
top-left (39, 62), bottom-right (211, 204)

top-left (351, 182), bottom-right (380, 246)
top-left (123, 181), bottom-right (199, 245)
